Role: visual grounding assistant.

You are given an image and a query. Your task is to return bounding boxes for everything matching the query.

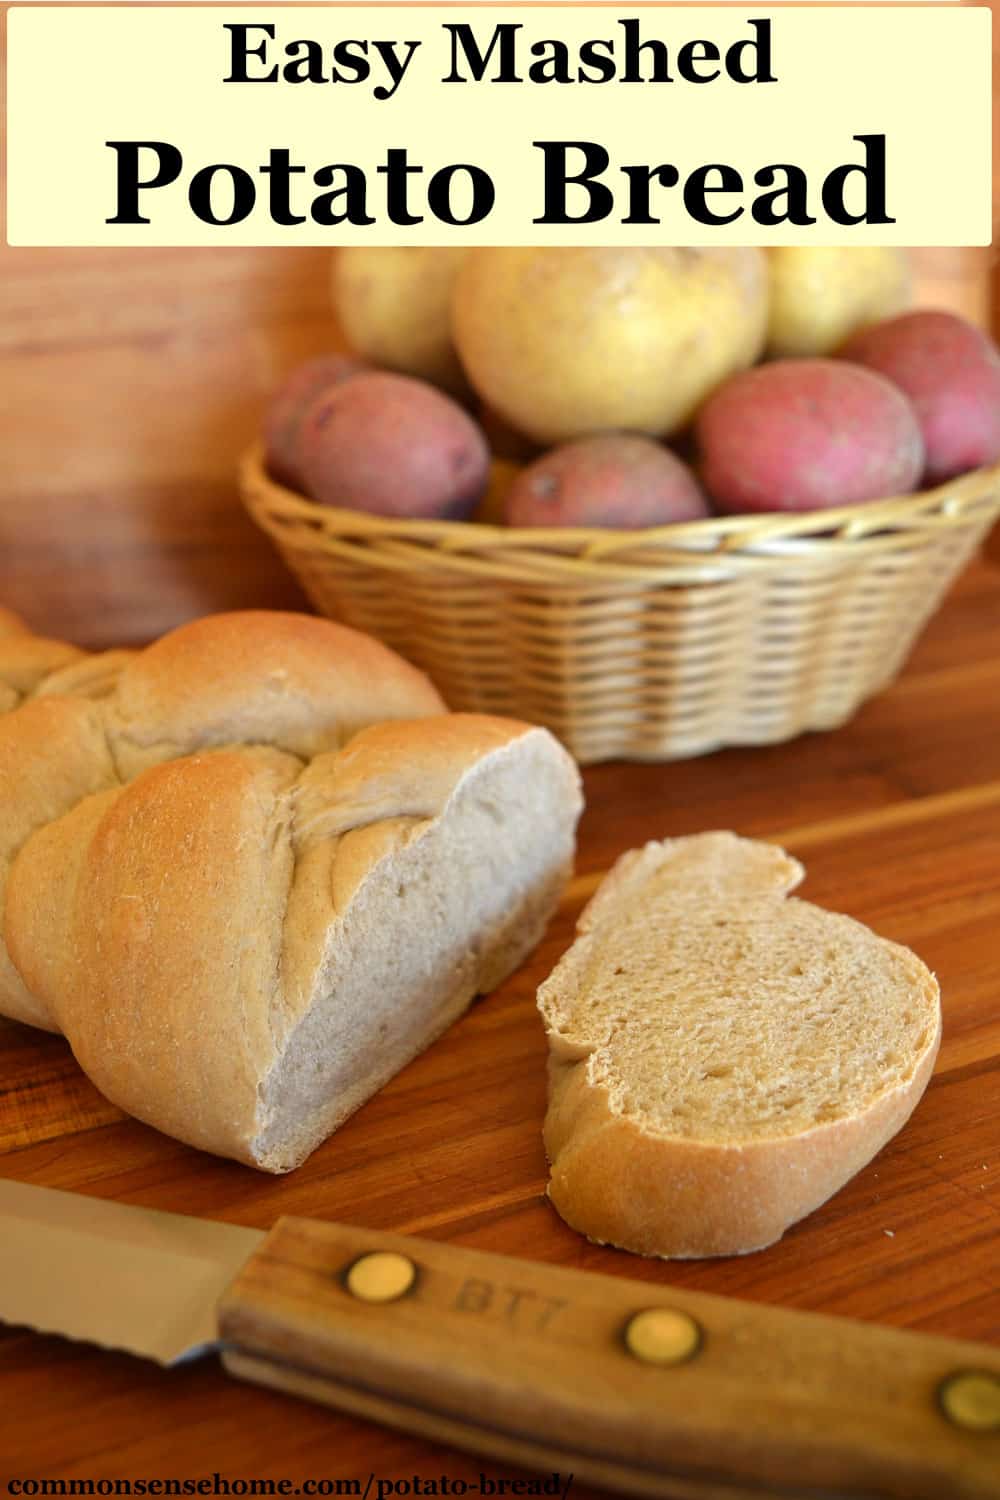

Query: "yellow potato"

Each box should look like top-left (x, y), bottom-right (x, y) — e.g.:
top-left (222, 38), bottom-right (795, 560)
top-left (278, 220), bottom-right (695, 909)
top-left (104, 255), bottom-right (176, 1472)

top-left (472, 459), bottom-right (523, 525)
top-left (451, 248), bottom-right (768, 445)
top-left (333, 247), bottom-right (470, 395)
top-left (766, 247), bottom-right (911, 358)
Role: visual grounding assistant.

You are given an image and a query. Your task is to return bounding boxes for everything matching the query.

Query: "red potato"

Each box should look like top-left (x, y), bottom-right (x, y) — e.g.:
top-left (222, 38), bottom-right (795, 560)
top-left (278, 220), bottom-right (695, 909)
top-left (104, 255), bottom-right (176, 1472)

top-left (841, 310), bottom-right (1000, 484)
top-left (697, 360), bottom-right (925, 514)
top-left (504, 434), bottom-right (710, 529)
top-left (296, 371), bottom-right (490, 520)
top-left (264, 354), bottom-right (367, 487)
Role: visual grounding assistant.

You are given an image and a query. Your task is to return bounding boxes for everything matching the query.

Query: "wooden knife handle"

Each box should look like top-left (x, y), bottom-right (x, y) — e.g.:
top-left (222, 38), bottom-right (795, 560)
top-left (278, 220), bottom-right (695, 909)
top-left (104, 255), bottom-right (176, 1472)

top-left (217, 1217), bottom-right (1000, 1500)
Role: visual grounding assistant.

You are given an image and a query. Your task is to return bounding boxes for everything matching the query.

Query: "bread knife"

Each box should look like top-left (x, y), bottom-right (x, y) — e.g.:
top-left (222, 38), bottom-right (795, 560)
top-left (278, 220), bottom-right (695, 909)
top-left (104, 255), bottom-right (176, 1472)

top-left (0, 1180), bottom-right (997, 1500)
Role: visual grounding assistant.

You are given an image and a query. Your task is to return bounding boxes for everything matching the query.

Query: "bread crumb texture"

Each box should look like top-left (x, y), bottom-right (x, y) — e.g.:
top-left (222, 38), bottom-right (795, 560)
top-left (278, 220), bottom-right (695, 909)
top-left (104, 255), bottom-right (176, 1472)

top-left (538, 833), bottom-right (940, 1258)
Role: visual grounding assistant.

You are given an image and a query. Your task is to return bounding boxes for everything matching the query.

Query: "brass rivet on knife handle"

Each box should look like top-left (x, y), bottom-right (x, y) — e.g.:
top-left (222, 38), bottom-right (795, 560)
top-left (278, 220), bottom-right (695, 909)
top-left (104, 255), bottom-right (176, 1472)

top-left (345, 1252), bottom-right (417, 1304)
top-left (222, 1218), bottom-right (1000, 1500)
top-left (939, 1370), bottom-right (1000, 1432)
top-left (624, 1308), bottom-right (701, 1366)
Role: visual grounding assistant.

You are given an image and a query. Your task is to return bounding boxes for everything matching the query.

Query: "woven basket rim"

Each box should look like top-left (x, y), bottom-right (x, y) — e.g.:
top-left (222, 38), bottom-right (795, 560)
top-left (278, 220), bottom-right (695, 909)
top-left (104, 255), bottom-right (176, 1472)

top-left (242, 444), bottom-right (1000, 587)
top-left (242, 443), bottom-right (1000, 559)
top-left (238, 440), bottom-right (998, 759)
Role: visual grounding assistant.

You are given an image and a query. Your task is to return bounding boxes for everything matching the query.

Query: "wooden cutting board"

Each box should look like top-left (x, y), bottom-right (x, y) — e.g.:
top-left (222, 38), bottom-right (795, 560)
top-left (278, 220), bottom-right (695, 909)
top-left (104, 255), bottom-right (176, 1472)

top-left (0, 558), bottom-right (998, 1493)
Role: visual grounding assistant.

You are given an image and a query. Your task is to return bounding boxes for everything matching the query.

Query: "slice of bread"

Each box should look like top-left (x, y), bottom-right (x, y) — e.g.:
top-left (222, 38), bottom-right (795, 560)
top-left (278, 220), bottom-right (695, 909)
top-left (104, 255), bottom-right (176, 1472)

top-left (537, 832), bottom-right (941, 1258)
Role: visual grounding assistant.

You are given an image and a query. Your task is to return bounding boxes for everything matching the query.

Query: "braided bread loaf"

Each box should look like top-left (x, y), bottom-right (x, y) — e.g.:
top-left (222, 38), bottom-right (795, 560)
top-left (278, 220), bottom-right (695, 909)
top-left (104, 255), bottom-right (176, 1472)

top-left (0, 610), bottom-right (582, 1170)
top-left (0, 604), bottom-right (135, 714)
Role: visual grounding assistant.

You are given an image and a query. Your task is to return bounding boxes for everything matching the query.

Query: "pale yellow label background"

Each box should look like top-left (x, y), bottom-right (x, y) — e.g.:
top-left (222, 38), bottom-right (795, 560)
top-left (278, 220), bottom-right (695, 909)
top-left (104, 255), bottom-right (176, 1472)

top-left (5, 5), bottom-right (992, 246)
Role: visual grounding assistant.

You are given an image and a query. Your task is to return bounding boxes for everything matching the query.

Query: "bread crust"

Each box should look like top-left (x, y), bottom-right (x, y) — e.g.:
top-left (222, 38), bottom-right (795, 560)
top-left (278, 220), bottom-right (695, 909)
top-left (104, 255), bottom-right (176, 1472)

top-left (106, 611), bottom-right (445, 773)
top-left (10, 750), bottom-right (299, 1157)
top-left (0, 606), bottom-right (28, 638)
top-left (0, 697), bottom-right (120, 1028)
top-left (0, 605), bottom-right (582, 1171)
top-left (0, 610), bottom-right (446, 1028)
top-left (539, 833), bottom-right (941, 1258)
top-left (7, 717), bottom-right (579, 1167)
top-left (544, 1027), bottom-right (939, 1258)
top-left (0, 637), bottom-right (87, 710)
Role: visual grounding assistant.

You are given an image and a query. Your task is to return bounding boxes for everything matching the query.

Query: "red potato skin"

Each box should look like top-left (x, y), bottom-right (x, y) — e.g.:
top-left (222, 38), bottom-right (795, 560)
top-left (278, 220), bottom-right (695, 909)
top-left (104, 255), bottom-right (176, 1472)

top-left (696, 360), bottom-right (925, 514)
top-left (264, 354), bottom-right (367, 488)
top-left (505, 434), bottom-right (710, 529)
top-left (841, 310), bottom-right (1000, 484)
top-left (296, 371), bottom-right (491, 520)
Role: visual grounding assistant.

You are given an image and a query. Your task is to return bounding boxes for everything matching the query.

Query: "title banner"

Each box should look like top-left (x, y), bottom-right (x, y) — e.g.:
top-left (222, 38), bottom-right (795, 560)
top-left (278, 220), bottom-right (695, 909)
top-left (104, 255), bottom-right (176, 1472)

top-left (5, 5), bottom-right (992, 246)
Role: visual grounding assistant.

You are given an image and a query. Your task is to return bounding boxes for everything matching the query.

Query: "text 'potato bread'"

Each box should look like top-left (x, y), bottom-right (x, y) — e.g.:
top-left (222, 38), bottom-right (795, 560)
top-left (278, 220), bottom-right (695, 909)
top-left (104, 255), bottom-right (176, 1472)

top-left (0, 611), bottom-right (583, 1170)
top-left (538, 833), bottom-right (940, 1258)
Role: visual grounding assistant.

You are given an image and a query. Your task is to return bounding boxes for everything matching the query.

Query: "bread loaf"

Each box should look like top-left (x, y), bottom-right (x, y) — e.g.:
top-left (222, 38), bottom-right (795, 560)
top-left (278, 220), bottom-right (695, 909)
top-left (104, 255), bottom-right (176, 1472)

top-left (0, 604), bottom-right (129, 714)
top-left (0, 607), bottom-right (26, 636)
top-left (0, 611), bottom-right (582, 1170)
top-left (538, 833), bottom-right (940, 1258)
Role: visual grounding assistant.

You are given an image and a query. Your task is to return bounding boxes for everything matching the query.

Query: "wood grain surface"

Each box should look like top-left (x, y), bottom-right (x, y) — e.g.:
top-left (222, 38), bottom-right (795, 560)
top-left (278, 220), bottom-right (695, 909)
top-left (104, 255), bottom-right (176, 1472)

top-left (216, 1218), bottom-right (1000, 1498)
top-left (0, 556), bottom-right (999, 1491)
top-left (2, 4), bottom-right (1000, 1488)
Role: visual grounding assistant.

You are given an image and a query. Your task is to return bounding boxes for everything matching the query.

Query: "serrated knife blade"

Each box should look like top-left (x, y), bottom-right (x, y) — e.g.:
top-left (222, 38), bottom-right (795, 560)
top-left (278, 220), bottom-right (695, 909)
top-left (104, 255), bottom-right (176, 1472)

top-left (1, 1177), bottom-right (999, 1499)
top-left (0, 1178), bottom-right (263, 1363)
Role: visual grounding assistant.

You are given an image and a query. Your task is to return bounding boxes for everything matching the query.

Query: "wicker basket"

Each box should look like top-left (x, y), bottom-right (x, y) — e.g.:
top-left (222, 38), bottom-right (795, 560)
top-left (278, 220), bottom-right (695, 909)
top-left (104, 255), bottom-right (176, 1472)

top-left (241, 446), bottom-right (1000, 764)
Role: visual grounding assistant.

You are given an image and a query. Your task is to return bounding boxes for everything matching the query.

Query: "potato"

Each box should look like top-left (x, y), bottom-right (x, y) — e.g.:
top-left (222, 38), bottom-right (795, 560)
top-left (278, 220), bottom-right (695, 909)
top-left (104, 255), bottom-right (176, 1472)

top-left (452, 248), bottom-right (768, 445)
top-left (264, 354), bottom-right (366, 487)
top-left (472, 459), bottom-right (523, 525)
top-left (505, 435), bottom-right (710, 529)
top-left (766, 248), bottom-right (911, 357)
top-left (841, 310), bottom-right (1000, 484)
top-left (333, 248), bottom-right (469, 395)
top-left (697, 360), bottom-right (924, 514)
top-left (296, 371), bottom-right (490, 520)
